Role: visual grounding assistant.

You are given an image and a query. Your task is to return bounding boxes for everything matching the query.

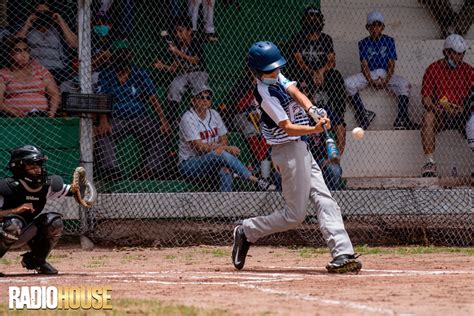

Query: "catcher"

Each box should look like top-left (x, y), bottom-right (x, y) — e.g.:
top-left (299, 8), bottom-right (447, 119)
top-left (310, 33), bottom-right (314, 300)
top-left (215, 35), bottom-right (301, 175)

top-left (0, 145), bottom-right (96, 275)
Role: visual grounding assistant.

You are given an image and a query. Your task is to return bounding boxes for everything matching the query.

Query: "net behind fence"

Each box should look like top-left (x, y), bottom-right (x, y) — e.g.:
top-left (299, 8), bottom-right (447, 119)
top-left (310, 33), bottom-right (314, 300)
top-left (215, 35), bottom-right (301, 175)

top-left (1, 0), bottom-right (473, 247)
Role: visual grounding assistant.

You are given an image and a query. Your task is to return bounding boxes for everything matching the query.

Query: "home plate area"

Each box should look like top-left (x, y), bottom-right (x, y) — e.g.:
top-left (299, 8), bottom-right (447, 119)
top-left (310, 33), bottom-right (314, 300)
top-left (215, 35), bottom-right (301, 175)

top-left (2, 267), bottom-right (473, 315)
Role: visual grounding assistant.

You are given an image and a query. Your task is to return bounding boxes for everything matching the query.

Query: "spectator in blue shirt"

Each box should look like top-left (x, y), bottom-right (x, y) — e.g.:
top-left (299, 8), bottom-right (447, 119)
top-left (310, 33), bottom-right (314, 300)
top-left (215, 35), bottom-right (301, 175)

top-left (344, 11), bottom-right (419, 130)
top-left (95, 45), bottom-right (171, 180)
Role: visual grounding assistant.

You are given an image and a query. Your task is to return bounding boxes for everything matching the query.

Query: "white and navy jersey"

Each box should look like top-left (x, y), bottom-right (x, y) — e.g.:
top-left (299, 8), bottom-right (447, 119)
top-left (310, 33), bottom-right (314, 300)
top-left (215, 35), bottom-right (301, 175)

top-left (254, 73), bottom-right (310, 145)
top-left (178, 108), bottom-right (228, 162)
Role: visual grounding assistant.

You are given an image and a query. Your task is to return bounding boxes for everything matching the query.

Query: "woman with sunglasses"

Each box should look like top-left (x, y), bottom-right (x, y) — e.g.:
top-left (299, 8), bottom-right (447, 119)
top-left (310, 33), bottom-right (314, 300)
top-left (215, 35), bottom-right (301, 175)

top-left (0, 36), bottom-right (59, 118)
top-left (178, 85), bottom-right (276, 192)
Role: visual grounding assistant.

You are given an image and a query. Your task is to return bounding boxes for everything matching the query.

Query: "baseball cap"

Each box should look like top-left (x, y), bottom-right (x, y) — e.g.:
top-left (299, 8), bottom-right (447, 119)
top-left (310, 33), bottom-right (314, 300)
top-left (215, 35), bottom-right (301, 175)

top-left (444, 34), bottom-right (467, 53)
top-left (304, 6), bottom-right (323, 16)
top-left (367, 11), bottom-right (384, 25)
top-left (192, 84), bottom-right (213, 97)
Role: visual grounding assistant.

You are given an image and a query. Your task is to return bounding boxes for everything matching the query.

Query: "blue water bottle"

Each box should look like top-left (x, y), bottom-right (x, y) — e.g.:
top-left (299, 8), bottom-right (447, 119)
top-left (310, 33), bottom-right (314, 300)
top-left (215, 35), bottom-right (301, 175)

top-left (326, 137), bottom-right (340, 163)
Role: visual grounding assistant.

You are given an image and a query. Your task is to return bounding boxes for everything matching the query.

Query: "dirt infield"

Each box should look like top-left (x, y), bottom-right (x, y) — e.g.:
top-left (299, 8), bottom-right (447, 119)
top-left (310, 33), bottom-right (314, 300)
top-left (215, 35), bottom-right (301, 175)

top-left (1, 245), bottom-right (473, 315)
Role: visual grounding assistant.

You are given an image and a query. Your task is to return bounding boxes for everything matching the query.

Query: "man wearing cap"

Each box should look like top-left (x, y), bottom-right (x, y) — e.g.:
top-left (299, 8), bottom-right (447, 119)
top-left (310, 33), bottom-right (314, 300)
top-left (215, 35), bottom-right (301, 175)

top-left (95, 45), bottom-right (171, 180)
top-left (344, 10), bottom-right (419, 130)
top-left (178, 85), bottom-right (276, 192)
top-left (289, 6), bottom-right (348, 158)
top-left (420, 34), bottom-right (473, 177)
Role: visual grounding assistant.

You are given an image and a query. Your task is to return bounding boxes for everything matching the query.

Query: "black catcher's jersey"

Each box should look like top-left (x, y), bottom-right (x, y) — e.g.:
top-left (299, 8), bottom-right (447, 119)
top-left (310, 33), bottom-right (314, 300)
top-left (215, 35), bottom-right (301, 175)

top-left (0, 176), bottom-right (70, 223)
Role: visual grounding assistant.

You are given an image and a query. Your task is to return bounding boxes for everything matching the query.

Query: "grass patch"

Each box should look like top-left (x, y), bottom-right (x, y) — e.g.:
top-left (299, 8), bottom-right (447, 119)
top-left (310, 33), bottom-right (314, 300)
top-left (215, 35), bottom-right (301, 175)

top-left (210, 249), bottom-right (227, 258)
top-left (164, 254), bottom-right (176, 260)
top-left (0, 257), bottom-right (13, 266)
top-left (288, 246), bottom-right (474, 257)
top-left (184, 253), bottom-right (194, 263)
top-left (0, 299), bottom-right (231, 316)
top-left (84, 255), bottom-right (109, 268)
top-left (197, 247), bottom-right (228, 258)
top-left (48, 253), bottom-right (69, 263)
top-left (292, 247), bottom-right (328, 258)
top-left (111, 298), bottom-right (230, 315)
top-left (354, 245), bottom-right (474, 256)
top-left (120, 254), bottom-right (147, 264)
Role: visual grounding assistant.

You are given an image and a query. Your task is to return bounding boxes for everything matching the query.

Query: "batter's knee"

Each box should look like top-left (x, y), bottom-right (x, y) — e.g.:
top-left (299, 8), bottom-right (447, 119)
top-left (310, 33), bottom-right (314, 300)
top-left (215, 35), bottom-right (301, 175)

top-left (317, 197), bottom-right (340, 215)
top-left (400, 81), bottom-right (411, 96)
top-left (281, 209), bottom-right (307, 230)
top-left (344, 77), bottom-right (357, 96)
top-left (36, 213), bottom-right (63, 238)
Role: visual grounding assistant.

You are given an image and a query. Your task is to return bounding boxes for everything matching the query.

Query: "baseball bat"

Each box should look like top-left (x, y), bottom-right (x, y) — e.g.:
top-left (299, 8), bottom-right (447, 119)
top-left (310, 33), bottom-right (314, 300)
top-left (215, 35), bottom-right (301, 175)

top-left (248, 111), bottom-right (260, 134)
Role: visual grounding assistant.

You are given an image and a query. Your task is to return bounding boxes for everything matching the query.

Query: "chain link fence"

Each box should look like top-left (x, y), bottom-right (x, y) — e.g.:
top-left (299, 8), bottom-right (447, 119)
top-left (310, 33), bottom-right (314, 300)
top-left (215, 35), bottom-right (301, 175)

top-left (1, 0), bottom-right (473, 246)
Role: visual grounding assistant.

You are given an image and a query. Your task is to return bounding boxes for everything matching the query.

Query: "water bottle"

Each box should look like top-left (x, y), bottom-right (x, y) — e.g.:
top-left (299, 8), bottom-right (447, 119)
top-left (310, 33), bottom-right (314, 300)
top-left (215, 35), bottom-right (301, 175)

top-left (451, 166), bottom-right (458, 177)
top-left (326, 138), bottom-right (340, 163)
top-left (261, 159), bottom-right (271, 179)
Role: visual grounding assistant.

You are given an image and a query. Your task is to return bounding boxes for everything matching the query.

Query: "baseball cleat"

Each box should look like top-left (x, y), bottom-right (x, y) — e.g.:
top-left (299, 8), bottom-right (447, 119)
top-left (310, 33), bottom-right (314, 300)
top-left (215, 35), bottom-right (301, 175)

top-left (421, 162), bottom-right (437, 177)
top-left (232, 225), bottom-right (251, 270)
top-left (326, 254), bottom-right (362, 274)
top-left (393, 118), bottom-right (421, 130)
top-left (21, 253), bottom-right (58, 275)
top-left (361, 110), bottom-right (376, 130)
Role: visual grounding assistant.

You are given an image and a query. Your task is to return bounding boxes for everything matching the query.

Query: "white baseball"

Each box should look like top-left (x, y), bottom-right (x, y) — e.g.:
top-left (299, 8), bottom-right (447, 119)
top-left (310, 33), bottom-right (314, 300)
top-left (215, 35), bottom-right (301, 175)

top-left (352, 127), bottom-right (365, 140)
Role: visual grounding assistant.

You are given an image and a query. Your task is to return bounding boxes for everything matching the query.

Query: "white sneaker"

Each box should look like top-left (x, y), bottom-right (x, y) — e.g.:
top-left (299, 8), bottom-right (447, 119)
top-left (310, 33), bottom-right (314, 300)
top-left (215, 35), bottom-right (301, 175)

top-left (257, 179), bottom-right (276, 191)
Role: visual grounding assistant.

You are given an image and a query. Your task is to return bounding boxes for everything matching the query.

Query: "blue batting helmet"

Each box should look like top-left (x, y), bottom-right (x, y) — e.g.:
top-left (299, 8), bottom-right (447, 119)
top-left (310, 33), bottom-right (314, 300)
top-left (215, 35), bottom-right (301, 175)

top-left (247, 41), bottom-right (286, 72)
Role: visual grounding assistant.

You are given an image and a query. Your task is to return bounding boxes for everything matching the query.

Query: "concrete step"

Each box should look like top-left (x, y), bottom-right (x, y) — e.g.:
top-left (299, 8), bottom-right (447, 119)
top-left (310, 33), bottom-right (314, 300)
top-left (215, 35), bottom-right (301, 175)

top-left (345, 176), bottom-right (472, 189)
top-left (335, 38), bottom-right (473, 129)
top-left (343, 88), bottom-right (424, 130)
top-left (340, 129), bottom-right (473, 177)
top-left (322, 0), bottom-right (473, 41)
top-left (335, 39), bottom-right (473, 85)
top-left (90, 189), bottom-right (472, 219)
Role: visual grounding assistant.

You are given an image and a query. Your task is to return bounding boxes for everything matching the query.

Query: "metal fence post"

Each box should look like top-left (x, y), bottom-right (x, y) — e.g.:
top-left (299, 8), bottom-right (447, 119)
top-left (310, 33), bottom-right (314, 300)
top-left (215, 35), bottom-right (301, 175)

top-left (78, 0), bottom-right (94, 250)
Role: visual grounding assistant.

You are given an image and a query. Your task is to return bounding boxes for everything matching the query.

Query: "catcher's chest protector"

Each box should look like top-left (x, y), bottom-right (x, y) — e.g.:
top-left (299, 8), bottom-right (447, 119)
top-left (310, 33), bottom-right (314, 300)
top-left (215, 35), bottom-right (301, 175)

top-left (0, 178), bottom-right (49, 223)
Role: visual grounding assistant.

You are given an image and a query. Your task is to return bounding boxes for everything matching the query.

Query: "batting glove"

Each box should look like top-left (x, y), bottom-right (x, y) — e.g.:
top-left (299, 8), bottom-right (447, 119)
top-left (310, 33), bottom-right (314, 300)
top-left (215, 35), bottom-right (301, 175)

top-left (307, 106), bottom-right (327, 122)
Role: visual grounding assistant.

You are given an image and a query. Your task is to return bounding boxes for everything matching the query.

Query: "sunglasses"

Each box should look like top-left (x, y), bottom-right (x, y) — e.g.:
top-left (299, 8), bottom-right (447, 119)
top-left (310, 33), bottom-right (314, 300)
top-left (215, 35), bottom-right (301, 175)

top-left (196, 94), bottom-right (212, 100)
top-left (13, 47), bottom-right (31, 54)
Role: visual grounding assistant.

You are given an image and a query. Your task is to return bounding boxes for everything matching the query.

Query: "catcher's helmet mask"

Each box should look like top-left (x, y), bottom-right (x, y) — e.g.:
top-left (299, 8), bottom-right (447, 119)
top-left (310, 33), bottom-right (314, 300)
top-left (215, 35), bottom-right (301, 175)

top-left (7, 145), bottom-right (48, 188)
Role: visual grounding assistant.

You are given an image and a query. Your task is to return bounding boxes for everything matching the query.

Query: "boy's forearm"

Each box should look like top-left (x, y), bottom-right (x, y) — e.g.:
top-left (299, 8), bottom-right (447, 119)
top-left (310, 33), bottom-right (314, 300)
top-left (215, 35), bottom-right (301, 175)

top-left (361, 61), bottom-right (372, 83)
top-left (385, 60), bottom-right (395, 83)
top-left (287, 85), bottom-right (313, 111)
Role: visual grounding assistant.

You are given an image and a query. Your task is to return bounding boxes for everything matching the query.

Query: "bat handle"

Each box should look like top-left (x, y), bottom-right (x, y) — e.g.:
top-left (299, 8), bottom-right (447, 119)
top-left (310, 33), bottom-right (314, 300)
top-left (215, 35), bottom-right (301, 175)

top-left (322, 123), bottom-right (329, 136)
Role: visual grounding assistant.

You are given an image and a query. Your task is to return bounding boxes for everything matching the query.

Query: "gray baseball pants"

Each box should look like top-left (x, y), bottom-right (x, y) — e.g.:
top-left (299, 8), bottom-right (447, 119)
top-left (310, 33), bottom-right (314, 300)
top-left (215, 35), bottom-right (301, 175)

top-left (242, 139), bottom-right (354, 258)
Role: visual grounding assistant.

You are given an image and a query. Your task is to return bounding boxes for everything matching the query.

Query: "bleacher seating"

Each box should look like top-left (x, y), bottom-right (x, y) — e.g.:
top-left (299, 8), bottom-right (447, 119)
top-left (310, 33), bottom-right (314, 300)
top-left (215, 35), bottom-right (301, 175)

top-left (322, 0), bottom-right (473, 180)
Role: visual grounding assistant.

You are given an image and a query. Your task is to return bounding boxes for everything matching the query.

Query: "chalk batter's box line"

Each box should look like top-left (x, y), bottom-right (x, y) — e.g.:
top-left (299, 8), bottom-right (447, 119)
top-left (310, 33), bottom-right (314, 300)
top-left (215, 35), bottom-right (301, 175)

top-left (0, 268), bottom-right (472, 285)
top-left (2, 268), bottom-right (471, 315)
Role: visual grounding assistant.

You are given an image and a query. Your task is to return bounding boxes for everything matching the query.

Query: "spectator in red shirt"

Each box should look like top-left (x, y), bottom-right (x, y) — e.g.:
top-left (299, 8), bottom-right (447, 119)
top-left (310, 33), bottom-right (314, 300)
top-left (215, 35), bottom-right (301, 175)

top-left (420, 34), bottom-right (473, 177)
top-left (0, 36), bottom-right (59, 117)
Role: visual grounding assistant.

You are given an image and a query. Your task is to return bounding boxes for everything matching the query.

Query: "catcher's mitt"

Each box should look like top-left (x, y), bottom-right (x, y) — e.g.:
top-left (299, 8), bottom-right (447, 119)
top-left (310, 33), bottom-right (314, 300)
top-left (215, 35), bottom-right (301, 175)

top-left (70, 167), bottom-right (97, 208)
